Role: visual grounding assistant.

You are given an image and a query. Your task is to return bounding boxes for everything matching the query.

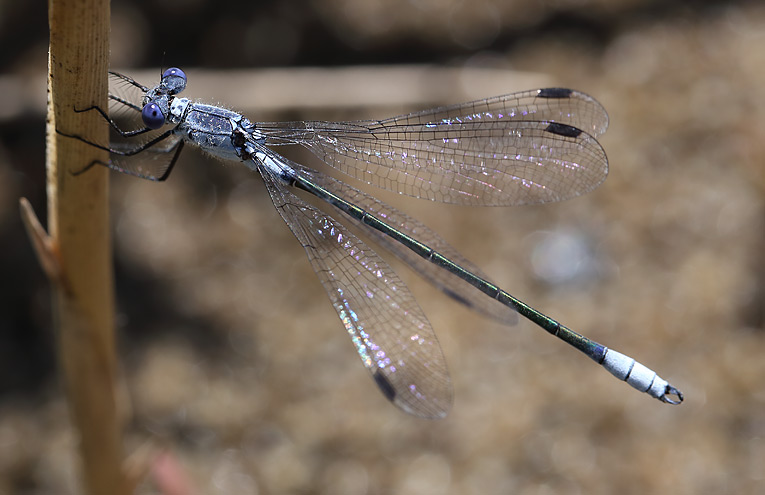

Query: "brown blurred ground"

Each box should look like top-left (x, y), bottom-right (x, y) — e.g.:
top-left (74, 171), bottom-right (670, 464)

top-left (1, 1), bottom-right (764, 494)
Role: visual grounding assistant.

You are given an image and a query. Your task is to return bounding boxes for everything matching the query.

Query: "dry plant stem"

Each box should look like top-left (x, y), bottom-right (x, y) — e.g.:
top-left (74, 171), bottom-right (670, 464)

top-left (46, 0), bottom-right (129, 494)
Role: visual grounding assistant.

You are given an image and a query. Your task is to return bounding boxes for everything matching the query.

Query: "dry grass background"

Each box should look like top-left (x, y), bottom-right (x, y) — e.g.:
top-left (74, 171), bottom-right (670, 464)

top-left (1, 1), bottom-right (764, 494)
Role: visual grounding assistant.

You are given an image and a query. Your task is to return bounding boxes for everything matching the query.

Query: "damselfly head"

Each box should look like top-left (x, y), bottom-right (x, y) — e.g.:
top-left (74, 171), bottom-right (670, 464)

top-left (139, 67), bottom-right (189, 129)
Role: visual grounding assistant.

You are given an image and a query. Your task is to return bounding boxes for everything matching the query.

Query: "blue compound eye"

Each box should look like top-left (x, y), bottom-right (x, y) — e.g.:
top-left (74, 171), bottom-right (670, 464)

top-left (162, 67), bottom-right (186, 82)
top-left (162, 67), bottom-right (187, 95)
top-left (141, 103), bottom-right (165, 129)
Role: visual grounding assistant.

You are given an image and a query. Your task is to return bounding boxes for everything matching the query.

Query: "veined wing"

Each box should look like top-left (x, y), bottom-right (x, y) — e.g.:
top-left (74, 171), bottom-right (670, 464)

top-left (257, 89), bottom-right (609, 206)
top-left (258, 161), bottom-right (453, 418)
top-left (289, 162), bottom-right (517, 325)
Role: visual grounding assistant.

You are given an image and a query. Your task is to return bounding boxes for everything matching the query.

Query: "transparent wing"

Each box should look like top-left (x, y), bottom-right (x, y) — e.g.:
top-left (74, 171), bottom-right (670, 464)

top-left (289, 162), bottom-right (517, 325)
top-left (258, 88), bottom-right (609, 205)
top-left (258, 161), bottom-right (453, 418)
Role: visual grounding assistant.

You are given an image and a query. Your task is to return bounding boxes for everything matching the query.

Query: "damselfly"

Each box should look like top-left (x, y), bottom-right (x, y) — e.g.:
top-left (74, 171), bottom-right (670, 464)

top-left (59, 68), bottom-right (683, 418)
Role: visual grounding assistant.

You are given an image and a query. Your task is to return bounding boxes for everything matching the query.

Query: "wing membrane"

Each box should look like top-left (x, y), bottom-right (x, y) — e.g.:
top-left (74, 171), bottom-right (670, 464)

top-left (258, 89), bottom-right (609, 205)
top-left (258, 162), bottom-right (453, 418)
top-left (289, 162), bottom-right (518, 324)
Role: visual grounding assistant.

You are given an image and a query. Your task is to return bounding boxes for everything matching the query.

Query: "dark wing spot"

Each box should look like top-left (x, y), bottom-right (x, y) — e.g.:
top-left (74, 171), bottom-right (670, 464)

top-left (537, 88), bottom-right (574, 99)
top-left (373, 370), bottom-right (397, 402)
top-left (545, 122), bottom-right (582, 138)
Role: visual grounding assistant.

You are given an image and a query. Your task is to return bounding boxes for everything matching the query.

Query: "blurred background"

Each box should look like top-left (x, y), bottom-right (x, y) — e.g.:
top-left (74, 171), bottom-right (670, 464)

top-left (1, 0), bottom-right (764, 493)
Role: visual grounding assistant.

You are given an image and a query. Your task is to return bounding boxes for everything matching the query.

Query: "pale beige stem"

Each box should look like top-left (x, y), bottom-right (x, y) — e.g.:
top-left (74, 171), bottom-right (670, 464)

top-left (42, 0), bottom-right (129, 493)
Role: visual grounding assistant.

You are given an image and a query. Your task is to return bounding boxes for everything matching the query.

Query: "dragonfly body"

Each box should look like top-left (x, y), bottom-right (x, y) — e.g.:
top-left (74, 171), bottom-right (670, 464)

top-left (59, 67), bottom-right (683, 417)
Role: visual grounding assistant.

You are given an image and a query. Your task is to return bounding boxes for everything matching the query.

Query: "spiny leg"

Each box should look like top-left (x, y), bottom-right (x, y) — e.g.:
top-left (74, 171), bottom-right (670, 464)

top-left (67, 139), bottom-right (184, 182)
top-left (56, 126), bottom-right (175, 157)
top-left (57, 124), bottom-right (181, 181)
top-left (108, 70), bottom-right (148, 92)
top-left (73, 102), bottom-right (151, 138)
